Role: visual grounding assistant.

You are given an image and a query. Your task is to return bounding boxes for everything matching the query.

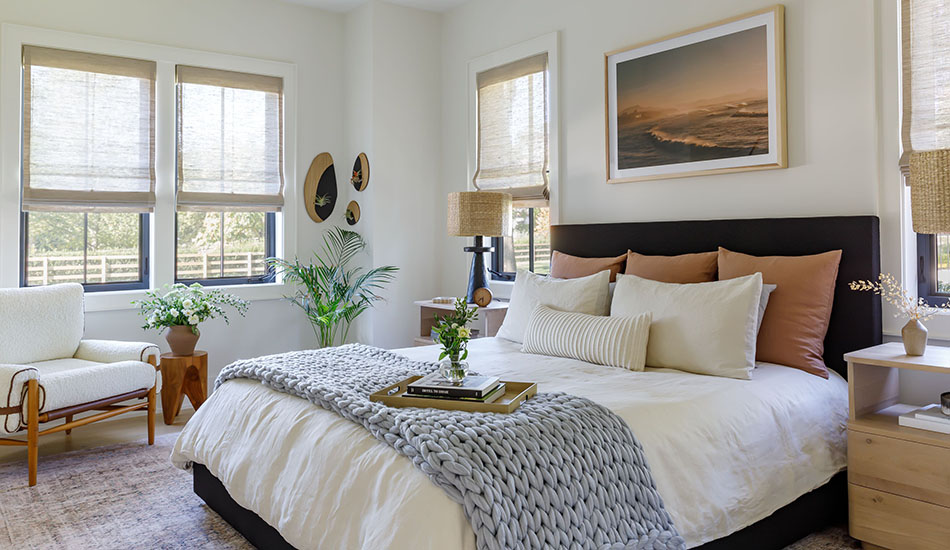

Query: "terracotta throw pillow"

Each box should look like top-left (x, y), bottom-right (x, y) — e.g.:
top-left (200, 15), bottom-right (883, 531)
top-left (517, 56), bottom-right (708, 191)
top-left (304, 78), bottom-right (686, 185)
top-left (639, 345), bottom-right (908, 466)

top-left (717, 247), bottom-right (842, 378)
top-left (624, 251), bottom-right (718, 283)
top-left (551, 251), bottom-right (626, 282)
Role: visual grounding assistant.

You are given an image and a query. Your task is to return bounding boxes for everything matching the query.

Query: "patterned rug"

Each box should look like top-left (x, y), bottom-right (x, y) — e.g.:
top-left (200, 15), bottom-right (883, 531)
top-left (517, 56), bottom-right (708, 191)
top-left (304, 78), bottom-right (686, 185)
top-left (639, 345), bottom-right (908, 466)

top-left (0, 434), bottom-right (860, 550)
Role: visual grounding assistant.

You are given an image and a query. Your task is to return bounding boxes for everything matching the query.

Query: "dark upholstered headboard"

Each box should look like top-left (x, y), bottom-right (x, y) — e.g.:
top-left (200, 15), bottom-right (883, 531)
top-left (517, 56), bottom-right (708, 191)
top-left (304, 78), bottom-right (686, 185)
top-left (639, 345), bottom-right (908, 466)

top-left (550, 216), bottom-right (882, 378)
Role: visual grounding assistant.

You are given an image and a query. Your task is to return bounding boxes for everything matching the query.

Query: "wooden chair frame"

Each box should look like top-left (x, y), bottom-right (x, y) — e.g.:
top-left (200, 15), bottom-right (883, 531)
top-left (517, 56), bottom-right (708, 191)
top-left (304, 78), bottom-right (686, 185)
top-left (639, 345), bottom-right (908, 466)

top-left (0, 356), bottom-right (158, 486)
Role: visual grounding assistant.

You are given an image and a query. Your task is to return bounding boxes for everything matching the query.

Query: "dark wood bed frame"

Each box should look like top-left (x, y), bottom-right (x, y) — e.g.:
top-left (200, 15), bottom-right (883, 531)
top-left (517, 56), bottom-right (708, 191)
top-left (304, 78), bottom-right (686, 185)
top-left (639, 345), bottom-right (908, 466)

top-left (192, 215), bottom-right (882, 550)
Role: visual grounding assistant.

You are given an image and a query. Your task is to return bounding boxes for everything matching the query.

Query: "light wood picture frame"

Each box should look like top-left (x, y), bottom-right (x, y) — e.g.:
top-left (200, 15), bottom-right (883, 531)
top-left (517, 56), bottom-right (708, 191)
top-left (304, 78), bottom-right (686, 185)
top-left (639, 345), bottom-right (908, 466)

top-left (605, 5), bottom-right (786, 183)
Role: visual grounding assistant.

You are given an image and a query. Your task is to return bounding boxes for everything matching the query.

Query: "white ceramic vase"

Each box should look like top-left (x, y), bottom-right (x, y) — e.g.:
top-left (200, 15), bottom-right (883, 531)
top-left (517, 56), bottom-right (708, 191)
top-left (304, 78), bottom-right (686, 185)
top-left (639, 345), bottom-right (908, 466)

top-left (901, 319), bottom-right (928, 356)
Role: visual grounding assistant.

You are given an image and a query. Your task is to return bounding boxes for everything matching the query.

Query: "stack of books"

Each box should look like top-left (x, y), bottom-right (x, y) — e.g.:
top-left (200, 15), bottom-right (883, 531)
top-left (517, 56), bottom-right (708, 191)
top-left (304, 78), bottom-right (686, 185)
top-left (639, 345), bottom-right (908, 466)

top-left (406, 372), bottom-right (506, 404)
top-left (898, 404), bottom-right (950, 435)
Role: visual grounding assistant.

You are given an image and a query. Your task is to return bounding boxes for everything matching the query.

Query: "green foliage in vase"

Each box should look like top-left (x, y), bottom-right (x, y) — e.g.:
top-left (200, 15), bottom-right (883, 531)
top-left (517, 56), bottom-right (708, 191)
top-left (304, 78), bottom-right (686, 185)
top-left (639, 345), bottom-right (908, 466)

top-left (133, 283), bottom-right (249, 335)
top-left (266, 227), bottom-right (397, 348)
top-left (432, 297), bottom-right (479, 362)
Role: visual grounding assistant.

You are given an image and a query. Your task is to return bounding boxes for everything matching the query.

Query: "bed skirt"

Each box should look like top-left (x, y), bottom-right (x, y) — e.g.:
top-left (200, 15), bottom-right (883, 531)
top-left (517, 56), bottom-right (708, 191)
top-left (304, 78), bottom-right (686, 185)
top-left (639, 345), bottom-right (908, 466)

top-left (193, 463), bottom-right (847, 550)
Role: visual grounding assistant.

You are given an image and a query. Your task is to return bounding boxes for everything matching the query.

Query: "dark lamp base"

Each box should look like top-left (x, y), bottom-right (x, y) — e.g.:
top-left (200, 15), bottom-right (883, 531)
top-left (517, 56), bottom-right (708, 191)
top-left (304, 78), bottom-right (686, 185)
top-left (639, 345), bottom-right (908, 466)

top-left (464, 235), bottom-right (494, 304)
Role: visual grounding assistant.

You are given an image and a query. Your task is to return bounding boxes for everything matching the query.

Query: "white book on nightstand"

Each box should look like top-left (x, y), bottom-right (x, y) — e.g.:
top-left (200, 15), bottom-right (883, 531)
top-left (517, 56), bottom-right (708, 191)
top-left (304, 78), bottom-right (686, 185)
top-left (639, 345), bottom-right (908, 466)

top-left (914, 403), bottom-right (950, 425)
top-left (899, 406), bottom-right (950, 434)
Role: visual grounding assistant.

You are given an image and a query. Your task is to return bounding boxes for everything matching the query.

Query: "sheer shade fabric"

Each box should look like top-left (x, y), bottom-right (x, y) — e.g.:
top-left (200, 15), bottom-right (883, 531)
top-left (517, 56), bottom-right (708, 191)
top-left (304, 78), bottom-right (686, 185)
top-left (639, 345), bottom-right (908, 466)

top-left (21, 46), bottom-right (156, 212)
top-left (177, 66), bottom-right (284, 212)
top-left (901, 0), bottom-right (950, 168)
top-left (474, 53), bottom-right (549, 206)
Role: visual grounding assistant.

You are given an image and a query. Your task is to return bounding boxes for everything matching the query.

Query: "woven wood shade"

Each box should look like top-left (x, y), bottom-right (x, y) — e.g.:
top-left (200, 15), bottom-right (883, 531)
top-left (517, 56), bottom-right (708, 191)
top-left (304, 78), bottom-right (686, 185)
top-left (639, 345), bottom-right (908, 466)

top-left (447, 192), bottom-right (511, 237)
top-left (910, 149), bottom-right (950, 233)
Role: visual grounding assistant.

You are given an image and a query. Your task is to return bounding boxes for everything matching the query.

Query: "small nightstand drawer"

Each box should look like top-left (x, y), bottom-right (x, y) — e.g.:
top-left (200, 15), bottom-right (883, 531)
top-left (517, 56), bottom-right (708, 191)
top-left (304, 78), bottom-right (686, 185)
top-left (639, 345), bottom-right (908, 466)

top-left (849, 484), bottom-right (950, 550)
top-left (848, 430), bottom-right (950, 507)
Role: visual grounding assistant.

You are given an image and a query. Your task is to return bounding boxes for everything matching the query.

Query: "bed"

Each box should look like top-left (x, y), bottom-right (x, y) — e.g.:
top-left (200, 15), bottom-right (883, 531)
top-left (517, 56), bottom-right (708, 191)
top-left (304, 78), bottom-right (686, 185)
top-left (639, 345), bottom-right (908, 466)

top-left (172, 215), bottom-right (882, 550)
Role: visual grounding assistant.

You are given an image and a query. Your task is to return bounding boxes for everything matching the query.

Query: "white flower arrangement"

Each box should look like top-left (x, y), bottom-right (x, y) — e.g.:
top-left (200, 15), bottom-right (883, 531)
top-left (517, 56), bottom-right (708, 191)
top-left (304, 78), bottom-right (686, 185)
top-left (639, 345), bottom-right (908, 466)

top-left (850, 272), bottom-right (950, 322)
top-left (134, 283), bottom-right (249, 334)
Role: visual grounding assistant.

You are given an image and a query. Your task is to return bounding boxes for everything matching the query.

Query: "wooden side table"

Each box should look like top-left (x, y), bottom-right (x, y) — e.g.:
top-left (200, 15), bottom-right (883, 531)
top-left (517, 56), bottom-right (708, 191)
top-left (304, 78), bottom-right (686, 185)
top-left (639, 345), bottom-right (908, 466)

top-left (844, 343), bottom-right (950, 549)
top-left (413, 299), bottom-right (508, 346)
top-left (159, 351), bottom-right (208, 425)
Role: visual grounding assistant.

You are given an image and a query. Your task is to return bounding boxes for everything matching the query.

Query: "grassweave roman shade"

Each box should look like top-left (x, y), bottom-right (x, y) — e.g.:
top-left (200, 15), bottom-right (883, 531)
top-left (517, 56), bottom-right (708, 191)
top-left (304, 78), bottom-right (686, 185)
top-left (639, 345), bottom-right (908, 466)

top-left (22, 46), bottom-right (156, 212)
top-left (474, 53), bottom-right (549, 207)
top-left (900, 0), bottom-right (950, 170)
top-left (176, 65), bottom-right (284, 212)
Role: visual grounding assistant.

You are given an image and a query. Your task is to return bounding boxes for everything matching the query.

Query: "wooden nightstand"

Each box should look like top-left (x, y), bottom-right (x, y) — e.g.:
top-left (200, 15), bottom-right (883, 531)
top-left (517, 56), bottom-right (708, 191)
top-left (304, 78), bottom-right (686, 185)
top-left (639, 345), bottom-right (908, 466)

top-left (413, 300), bottom-right (508, 346)
top-left (159, 351), bottom-right (208, 425)
top-left (844, 343), bottom-right (950, 549)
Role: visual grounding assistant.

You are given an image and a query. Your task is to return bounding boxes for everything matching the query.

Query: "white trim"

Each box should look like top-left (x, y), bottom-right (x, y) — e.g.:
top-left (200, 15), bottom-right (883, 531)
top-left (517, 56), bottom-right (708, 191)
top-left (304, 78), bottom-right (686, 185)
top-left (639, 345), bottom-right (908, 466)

top-left (0, 24), bottom-right (298, 308)
top-left (467, 32), bottom-right (560, 225)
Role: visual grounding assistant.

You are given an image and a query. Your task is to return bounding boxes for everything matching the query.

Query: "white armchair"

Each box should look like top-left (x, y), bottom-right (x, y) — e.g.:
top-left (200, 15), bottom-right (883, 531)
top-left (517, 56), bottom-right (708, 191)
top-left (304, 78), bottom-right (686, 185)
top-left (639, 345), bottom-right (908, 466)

top-left (0, 283), bottom-right (159, 486)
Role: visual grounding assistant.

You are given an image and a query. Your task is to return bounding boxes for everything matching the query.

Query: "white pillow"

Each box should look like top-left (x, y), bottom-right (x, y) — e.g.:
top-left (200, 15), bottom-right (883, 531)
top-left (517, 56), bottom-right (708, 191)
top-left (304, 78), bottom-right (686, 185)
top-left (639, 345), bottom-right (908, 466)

top-left (496, 269), bottom-right (611, 344)
top-left (611, 272), bottom-right (763, 379)
top-left (522, 305), bottom-right (651, 371)
top-left (757, 283), bottom-right (777, 333)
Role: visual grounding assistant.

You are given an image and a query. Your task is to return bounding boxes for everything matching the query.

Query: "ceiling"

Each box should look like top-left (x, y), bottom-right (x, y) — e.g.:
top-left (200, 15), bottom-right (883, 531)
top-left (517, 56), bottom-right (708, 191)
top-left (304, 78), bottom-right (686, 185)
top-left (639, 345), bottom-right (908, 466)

top-left (281, 0), bottom-right (468, 13)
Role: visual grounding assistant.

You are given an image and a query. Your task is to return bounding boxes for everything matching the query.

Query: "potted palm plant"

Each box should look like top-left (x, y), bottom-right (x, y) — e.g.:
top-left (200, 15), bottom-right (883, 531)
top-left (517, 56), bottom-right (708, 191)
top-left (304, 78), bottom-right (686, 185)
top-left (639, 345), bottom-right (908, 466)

top-left (267, 227), bottom-right (397, 348)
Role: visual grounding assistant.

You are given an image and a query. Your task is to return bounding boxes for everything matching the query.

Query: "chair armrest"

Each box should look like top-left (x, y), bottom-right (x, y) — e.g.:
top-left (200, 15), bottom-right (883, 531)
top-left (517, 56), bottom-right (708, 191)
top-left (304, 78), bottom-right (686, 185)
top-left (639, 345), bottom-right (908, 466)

top-left (74, 340), bottom-right (160, 366)
top-left (0, 364), bottom-right (39, 434)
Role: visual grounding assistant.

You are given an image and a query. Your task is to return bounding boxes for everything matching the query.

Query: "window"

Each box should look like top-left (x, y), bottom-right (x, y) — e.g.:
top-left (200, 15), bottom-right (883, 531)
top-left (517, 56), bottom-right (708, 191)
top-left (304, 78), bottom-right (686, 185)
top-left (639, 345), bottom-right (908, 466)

top-left (903, 0), bottom-right (950, 303)
top-left (175, 65), bottom-right (284, 284)
top-left (19, 46), bottom-right (155, 290)
top-left (472, 53), bottom-right (551, 280)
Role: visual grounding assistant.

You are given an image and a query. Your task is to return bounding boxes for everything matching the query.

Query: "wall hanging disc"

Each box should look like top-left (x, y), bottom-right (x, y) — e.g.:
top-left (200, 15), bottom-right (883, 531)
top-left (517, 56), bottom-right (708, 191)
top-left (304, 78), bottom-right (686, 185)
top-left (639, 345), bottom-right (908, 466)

top-left (345, 200), bottom-right (361, 226)
top-left (351, 152), bottom-right (369, 191)
top-left (304, 152), bottom-right (337, 223)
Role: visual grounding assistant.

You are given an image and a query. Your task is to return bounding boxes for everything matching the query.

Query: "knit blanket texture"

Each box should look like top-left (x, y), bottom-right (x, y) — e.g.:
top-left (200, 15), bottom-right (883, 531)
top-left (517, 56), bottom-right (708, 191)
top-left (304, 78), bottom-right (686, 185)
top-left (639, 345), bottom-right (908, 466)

top-left (216, 344), bottom-right (685, 550)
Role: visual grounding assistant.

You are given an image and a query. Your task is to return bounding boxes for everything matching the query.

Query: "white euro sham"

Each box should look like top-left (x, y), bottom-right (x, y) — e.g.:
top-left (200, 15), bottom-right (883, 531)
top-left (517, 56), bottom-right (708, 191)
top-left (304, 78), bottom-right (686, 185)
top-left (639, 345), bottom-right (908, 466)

top-left (611, 273), bottom-right (763, 379)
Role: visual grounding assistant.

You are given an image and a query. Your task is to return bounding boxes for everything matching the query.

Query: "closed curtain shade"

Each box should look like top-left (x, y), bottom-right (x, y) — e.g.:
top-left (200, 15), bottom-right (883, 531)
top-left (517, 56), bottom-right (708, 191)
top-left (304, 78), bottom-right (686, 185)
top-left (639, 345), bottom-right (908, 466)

top-left (22, 46), bottom-right (156, 212)
top-left (901, 0), bottom-right (950, 167)
top-left (177, 65), bottom-right (284, 211)
top-left (474, 53), bottom-right (549, 205)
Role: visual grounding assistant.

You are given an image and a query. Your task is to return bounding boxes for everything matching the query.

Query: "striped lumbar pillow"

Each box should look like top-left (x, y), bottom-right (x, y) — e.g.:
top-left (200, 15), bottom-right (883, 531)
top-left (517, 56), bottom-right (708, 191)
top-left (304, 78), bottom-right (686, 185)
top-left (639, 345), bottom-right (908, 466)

top-left (521, 305), bottom-right (651, 371)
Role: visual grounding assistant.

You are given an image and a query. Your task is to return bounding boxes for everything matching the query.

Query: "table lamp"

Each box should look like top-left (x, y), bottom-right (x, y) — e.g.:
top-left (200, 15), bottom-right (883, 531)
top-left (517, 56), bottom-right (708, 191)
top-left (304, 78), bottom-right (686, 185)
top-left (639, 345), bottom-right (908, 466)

top-left (910, 149), bottom-right (950, 233)
top-left (447, 191), bottom-right (512, 304)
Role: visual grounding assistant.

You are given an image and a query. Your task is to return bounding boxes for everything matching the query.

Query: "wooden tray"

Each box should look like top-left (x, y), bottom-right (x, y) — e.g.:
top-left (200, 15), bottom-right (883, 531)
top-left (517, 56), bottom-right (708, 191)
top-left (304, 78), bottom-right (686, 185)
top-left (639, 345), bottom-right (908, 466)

top-left (370, 376), bottom-right (537, 414)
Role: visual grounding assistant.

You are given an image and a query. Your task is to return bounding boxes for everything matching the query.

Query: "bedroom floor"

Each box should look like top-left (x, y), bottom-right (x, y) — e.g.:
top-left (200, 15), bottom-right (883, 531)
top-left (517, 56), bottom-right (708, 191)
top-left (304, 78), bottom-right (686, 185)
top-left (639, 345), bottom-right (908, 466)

top-left (0, 414), bottom-right (860, 550)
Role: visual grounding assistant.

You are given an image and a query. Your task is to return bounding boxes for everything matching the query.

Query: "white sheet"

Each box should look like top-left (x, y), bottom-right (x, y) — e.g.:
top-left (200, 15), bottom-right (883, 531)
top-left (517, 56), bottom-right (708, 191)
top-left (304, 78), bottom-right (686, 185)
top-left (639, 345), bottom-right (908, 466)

top-left (171, 337), bottom-right (848, 549)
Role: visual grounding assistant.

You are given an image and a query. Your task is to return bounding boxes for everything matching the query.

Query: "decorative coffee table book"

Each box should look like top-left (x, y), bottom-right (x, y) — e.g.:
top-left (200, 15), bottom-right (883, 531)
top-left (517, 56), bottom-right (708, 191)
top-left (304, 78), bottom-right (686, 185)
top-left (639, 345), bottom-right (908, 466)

top-left (406, 372), bottom-right (500, 398)
top-left (370, 376), bottom-right (536, 414)
top-left (898, 403), bottom-right (950, 434)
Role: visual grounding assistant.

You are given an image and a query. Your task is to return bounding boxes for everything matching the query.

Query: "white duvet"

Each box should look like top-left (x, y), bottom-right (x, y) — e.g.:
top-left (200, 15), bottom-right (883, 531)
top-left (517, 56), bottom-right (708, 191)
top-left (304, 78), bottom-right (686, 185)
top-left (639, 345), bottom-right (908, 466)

top-left (170, 337), bottom-right (848, 549)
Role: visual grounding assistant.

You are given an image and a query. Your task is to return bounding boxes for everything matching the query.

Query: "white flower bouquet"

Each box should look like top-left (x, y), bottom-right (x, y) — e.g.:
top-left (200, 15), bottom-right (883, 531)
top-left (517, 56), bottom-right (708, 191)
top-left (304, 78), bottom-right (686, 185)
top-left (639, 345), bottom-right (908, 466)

top-left (134, 283), bottom-right (249, 334)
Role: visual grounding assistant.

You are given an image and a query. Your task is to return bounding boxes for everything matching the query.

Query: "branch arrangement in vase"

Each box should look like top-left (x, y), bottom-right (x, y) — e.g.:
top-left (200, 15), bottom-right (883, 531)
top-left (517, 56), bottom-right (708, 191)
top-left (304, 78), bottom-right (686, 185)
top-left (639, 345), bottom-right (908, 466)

top-left (266, 226), bottom-right (398, 348)
top-left (850, 272), bottom-right (950, 355)
top-left (134, 283), bottom-right (249, 355)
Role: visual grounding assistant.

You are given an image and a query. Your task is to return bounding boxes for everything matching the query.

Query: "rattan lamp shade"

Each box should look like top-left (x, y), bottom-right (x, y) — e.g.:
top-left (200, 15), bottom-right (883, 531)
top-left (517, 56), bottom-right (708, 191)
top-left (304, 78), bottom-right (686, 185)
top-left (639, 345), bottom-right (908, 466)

top-left (910, 149), bottom-right (950, 234)
top-left (447, 191), bottom-right (512, 237)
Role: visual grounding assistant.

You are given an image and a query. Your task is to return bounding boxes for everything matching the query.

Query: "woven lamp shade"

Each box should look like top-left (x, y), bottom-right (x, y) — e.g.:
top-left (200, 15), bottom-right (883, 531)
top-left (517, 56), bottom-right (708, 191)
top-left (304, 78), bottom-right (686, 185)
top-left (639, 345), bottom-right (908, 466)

top-left (911, 149), bottom-right (950, 234)
top-left (447, 191), bottom-right (512, 237)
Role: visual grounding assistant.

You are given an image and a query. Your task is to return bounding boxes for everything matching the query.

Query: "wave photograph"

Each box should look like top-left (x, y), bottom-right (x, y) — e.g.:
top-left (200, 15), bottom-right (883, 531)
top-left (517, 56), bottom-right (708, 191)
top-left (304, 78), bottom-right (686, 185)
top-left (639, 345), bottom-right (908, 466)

top-left (614, 25), bottom-right (770, 171)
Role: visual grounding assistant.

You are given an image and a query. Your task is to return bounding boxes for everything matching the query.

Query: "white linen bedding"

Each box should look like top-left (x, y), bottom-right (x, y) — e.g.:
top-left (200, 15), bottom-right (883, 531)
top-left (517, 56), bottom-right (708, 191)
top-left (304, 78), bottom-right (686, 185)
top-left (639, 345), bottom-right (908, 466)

top-left (170, 337), bottom-right (848, 549)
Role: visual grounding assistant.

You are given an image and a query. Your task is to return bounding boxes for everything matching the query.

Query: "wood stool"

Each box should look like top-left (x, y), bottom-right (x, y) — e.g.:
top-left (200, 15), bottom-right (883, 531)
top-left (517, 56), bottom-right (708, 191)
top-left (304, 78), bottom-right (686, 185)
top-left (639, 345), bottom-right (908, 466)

top-left (159, 351), bottom-right (208, 425)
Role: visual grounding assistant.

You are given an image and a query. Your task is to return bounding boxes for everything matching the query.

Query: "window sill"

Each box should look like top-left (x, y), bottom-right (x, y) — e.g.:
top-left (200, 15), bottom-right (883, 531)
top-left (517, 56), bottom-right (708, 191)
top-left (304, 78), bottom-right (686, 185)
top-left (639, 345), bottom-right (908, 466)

top-left (83, 282), bottom-right (292, 313)
top-left (488, 280), bottom-right (514, 301)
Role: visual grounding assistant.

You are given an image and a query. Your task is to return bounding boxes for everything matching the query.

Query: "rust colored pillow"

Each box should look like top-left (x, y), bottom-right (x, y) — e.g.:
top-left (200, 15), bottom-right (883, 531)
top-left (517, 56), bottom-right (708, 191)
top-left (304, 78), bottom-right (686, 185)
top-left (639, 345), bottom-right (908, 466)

top-left (624, 251), bottom-right (718, 283)
top-left (550, 251), bottom-right (626, 282)
top-left (717, 247), bottom-right (842, 378)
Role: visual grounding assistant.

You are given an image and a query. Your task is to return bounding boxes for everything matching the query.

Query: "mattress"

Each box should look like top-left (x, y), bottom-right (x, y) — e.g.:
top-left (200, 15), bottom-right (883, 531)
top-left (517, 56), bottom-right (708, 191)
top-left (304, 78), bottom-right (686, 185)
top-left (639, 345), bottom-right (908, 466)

top-left (170, 337), bottom-right (848, 549)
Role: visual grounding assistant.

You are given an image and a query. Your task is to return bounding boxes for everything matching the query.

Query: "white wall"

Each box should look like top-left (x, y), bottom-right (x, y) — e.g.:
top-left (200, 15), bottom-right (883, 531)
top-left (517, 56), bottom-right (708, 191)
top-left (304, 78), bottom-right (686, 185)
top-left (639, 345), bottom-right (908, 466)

top-left (343, 1), bottom-right (443, 351)
top-left (439, 0), bottom-right (881, 296)
top-left (0, 0), bottom-right (346, 381)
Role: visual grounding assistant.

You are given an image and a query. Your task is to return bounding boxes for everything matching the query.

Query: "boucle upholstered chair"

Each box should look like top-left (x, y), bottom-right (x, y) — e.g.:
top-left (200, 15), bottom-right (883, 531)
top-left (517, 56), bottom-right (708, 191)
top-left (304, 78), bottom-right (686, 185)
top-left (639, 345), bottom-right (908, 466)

top-left (0, 283), bottom-right (159, 486)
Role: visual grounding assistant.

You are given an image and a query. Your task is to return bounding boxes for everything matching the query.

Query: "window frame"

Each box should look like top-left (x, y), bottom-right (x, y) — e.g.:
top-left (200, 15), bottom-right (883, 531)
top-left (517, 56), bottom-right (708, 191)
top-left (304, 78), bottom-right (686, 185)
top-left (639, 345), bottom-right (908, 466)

top-left (491, 207), bottom-right (540, 281)
top-left (174, 211), bottom-right (276, 286)
top-left (19, 211), bottom-right (151, 292)
top-left (916, 232), bottom-right (950, 304)
top-left (0, 24), bottom-right (298, 309)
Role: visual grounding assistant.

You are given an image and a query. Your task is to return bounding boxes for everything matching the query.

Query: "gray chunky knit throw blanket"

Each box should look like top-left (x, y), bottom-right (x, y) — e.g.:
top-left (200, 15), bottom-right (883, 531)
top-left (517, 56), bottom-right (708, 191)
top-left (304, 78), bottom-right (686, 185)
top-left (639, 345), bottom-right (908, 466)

top-left (216, 344), bottom-right (685, 550)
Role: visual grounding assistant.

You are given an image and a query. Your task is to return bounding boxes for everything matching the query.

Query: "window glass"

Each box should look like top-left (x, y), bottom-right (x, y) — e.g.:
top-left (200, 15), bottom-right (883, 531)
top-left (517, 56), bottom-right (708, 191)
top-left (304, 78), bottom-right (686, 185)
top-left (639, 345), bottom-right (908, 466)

top-left (935, 234), bottom-right (950, 295)
top-left (24, 212), bottom-right (143, 286)
top-left (176, 211), bottom-right (269, 281)
top-left (498, 206), bottom-right (550, 275)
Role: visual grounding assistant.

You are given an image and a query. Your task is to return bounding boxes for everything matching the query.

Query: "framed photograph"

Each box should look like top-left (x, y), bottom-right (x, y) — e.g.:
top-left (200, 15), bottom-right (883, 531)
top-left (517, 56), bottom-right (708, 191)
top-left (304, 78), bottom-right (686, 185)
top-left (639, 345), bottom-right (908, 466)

top-left (605, 5), bottom-right (785, 183)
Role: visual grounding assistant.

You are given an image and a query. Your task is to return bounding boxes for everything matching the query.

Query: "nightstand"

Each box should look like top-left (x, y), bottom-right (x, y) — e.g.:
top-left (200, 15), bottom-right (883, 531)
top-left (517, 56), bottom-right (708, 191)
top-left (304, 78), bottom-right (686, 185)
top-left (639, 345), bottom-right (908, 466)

top-left (413, 299), bottom-right (508, 346)
top-left (159, 351), bottom-right (208, 425)
top-left (844, 343), bottom-right (950, 549)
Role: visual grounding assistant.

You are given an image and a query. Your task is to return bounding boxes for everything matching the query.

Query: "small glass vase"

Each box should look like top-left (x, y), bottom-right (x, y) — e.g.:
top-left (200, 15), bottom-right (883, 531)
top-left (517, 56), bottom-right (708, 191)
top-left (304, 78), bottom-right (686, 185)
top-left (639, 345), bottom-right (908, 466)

top-left (438, 358), bottom-right (469, 385)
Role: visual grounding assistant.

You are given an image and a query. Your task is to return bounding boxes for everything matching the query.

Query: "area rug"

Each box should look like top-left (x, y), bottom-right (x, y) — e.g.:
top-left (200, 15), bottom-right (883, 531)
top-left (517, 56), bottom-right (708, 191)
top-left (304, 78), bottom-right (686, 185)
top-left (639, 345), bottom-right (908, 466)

top-left (0, 434), bottom-right (860, 550)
